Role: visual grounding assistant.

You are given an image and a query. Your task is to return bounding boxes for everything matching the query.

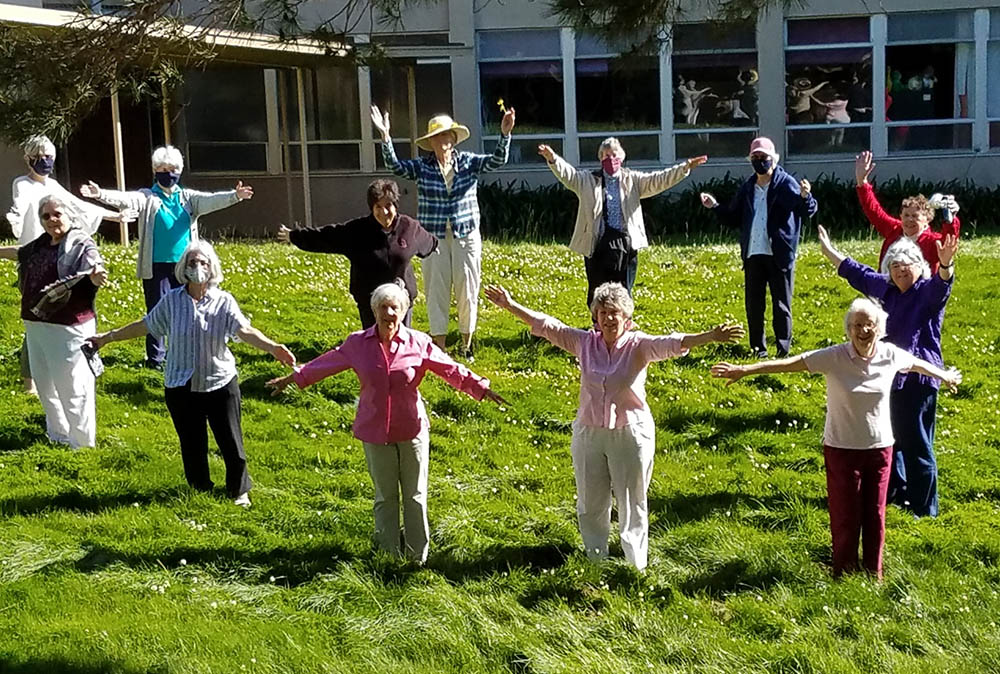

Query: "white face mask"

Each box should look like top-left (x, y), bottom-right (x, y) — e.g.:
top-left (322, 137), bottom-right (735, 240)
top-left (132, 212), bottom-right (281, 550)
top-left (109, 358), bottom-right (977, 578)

top-left (186, 265), bottom-right (210, 284)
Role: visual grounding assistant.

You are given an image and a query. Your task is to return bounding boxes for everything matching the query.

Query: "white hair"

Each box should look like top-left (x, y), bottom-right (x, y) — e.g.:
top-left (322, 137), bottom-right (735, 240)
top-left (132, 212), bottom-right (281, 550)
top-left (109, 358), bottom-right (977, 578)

top-left (881, 238), bottom-right (930, 279)
top-left (22, 135), bottom-right (56, 158)
top-left (151, 145), bottom-right (185, 173)
top-left (590, 282), bottom-right (634, 319)
top-left (37, 194), bottom-right (78, 230)
top-left (597, 137), bottom-right (626, 161)
top-left (370, 281), bottom-right (410, 316)
top-left (175, 240), bottom-right (223, 286)
top-left (843, 297), bottom-right (888, 340)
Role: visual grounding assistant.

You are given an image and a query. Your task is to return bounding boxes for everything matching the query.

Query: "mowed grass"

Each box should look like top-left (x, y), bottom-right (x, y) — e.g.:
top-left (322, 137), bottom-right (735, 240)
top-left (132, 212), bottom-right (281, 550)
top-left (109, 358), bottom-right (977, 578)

top-left (1, 234), bottom-right (999, 674)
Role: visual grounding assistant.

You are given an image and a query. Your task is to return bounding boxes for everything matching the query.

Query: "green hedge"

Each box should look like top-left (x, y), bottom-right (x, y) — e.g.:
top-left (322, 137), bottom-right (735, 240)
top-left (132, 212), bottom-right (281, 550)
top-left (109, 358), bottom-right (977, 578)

top-left (479, 173), bottom-right (999, 243)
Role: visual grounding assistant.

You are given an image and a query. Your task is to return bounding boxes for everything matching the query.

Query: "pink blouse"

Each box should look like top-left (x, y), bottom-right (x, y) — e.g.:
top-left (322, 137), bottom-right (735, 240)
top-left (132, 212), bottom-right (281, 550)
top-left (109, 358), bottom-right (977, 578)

top-left (293, 325), bottom-right (490, 444)
top-left (529, 316), bottom-right (688, 429)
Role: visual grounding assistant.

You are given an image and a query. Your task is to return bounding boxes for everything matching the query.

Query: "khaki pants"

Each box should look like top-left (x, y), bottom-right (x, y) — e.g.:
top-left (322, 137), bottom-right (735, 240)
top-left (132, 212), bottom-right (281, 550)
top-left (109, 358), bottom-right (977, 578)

top-left (571, 417), bottom-right (655, 570)
top-left (362, 426), bottom-right (431, 562)
top-left (423, 227), bottom-right (481, 337)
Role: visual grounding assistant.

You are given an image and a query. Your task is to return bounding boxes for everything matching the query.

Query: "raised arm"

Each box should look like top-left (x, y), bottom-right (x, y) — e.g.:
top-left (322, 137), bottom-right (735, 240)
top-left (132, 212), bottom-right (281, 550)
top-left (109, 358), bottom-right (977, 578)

top-left (469, 132), bottom-right (511, 174)
top-left (935, 233), bottom-right (957, 283)
top-left (81, 181), bottom-right (148, 211)
top-left (854, 152), bottom-right (901, 238)
top-left (236, 325), bottom-right (295, 367)
top-left (634, 156), bottom-right (704, 199)
top-left (539, 144), bottom-right (586, 194)
top-left (711, 354), bottom-right (809, 385)
top-left (485, 284), bottom-right (584, 356)
top-left (817, 224), bottom-right (847, 266)
top-left (372, 105), bottom-right (421, 181)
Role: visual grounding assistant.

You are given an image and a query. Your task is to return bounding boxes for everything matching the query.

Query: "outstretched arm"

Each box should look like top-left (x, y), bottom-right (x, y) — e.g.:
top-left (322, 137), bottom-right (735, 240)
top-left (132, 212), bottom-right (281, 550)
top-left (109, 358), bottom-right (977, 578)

top-left (0, 245), bottom-right (18, 260)
top-left (485, 284), bottom-right (551, 326)
top-left (485, 284), bottom-right (584, 356)
top-left (711, 354), bottom-right (809, 385)
top-left (236, 325), bottom-right (296, 367)
top-left (680, 323), bottom-right (745, 350)
top-left (908, 356), bottom-right (961, 391)
top-left (88, 319), bottom-right (150, 349)
top-left (816, 224), bottom-right (847, 266)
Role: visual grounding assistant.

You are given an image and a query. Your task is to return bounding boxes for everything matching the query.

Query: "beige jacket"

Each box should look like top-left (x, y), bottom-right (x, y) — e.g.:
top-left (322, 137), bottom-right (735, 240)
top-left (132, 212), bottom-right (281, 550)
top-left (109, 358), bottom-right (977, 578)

top-left (546, 153), bottom-right (691, 257)
top-left (96, 187), bottom-right (239, 280)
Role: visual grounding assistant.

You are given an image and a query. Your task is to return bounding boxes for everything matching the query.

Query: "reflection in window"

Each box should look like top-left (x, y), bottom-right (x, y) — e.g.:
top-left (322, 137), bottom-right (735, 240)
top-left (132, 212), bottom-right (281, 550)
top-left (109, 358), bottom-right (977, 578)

top-left (579, 135), bottom-right (658, 163)
top-left (575, 34), bottom-right (659, 132)
top-left (370, 61), bottom-right (453, 158)
top-left (281, 66), bottom-right (362, 170)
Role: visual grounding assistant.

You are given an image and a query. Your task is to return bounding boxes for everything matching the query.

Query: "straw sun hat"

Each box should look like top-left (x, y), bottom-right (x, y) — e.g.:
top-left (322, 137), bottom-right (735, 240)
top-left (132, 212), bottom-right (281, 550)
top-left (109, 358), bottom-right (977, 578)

top-left (415, 114), bottom-right (471, 151)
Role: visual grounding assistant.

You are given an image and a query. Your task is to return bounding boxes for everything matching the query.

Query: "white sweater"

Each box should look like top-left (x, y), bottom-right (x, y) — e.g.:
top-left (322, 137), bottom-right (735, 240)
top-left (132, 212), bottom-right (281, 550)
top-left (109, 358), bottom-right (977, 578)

top-left (7, 175), bottom-right (116, 246)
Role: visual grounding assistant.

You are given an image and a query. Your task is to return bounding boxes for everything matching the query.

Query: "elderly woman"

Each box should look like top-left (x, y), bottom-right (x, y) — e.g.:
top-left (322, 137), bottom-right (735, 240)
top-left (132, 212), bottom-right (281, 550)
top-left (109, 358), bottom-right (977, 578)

top-left (701, 136), bottom-right (818, 359)
top-left (80, 145), bottom-right (253, 369)
top-left (817, 225), bottom-right (956, 518)
top-left (0, 195), bottom-right (107, 448)
top-left (267, 282), bottom-right (505, 562)
top-left (6, 135), bottom-right (129, 394)
top-left (371, 105), bottom-right (516, 360)
top-left (277, 179), bottom-right (437, 328)
top-left (855, 150), bottom-right (960, 273)
top-left (712, 298), bottom-right (960, 578)
top-left (537, 139), bottom-right (707, 309)
top-left (87, 241), bottom-right (294, 506)
top-left (486, 282), bottom-right (743, 570)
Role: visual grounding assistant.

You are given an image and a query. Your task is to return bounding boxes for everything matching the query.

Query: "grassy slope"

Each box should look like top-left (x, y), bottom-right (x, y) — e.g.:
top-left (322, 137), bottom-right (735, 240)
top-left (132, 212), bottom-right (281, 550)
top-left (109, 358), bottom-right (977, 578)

top-left (0, 236), bottom-right (999, 674)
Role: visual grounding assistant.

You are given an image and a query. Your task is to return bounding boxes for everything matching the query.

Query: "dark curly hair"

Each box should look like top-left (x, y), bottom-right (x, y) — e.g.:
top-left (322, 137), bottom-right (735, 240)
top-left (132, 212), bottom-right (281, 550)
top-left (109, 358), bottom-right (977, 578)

top-left (366, 179), bottom-right (400, 210)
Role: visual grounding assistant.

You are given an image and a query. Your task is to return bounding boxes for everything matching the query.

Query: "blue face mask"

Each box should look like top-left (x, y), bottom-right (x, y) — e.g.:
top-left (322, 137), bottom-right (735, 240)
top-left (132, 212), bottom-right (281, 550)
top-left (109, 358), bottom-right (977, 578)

top-left (751, 156), bottom-right (773, 175)
top-left (31, 156), bottom-right (54, 176)
top-left (154, 171), bottom-right (180, 188)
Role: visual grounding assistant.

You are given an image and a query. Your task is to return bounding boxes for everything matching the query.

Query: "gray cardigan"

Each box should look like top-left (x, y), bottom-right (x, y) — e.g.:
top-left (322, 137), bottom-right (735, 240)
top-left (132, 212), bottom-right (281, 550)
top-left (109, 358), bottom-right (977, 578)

top-left (96, 187), bottom-right (239, 279)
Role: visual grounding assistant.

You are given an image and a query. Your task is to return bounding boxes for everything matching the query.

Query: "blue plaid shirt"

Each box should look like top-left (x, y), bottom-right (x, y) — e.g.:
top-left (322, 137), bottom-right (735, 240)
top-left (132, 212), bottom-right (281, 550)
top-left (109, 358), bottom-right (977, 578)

top-left (381, 135), bottom-right (510, 239)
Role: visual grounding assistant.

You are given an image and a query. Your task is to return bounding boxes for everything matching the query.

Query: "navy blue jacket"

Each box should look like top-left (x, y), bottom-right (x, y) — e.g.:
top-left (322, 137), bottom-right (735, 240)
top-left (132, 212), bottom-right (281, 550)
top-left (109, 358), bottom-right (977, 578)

top-left (713, 165), bottom-right (818, 271)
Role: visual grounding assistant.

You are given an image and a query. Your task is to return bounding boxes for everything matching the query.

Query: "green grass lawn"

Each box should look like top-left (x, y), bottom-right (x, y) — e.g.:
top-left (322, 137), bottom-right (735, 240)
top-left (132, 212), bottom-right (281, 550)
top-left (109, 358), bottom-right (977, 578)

top-left (1, 235), bottom-right (999, 673)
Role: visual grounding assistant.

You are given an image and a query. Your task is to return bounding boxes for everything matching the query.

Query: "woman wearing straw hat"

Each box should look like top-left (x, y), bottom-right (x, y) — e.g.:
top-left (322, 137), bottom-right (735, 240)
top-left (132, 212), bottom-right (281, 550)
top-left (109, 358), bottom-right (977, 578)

top-left (371, 105), bottom-right (516, 361)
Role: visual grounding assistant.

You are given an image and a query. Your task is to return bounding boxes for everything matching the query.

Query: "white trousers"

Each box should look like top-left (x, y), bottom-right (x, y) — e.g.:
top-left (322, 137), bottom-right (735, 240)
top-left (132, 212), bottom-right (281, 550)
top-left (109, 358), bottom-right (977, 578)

top-left (571, 417), bottom-right (655, 570)
top-left (423, 227), bottom-right (482, 337)
top-left (24, 318), bottom-right (97, 448)
top-left (362, 427), bottom-right (431, 562)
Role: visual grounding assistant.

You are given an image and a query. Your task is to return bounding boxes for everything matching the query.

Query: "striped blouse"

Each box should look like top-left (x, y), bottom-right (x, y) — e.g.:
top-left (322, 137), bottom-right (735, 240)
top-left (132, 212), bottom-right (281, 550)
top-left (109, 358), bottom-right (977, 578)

top-left (144, 286), bottom-right (250, 392)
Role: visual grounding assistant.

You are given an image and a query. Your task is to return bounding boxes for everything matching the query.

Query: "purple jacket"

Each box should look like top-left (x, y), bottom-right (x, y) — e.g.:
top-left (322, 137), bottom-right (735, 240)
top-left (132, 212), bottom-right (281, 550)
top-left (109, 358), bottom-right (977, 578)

top-left (838, 257), bottom-right (952, 390)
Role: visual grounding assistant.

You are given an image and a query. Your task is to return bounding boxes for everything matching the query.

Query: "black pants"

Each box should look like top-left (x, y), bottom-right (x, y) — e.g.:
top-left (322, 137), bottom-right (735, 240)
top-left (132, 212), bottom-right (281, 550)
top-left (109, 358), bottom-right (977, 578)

top-left (584, 228), bottom-right (638, 310)
top-left (143, 262), bottom-right (184, 364)
top-left (744, 254), bottom-right (794, 356)
top-left (163, 376), bottom-right (252, 498)
top-left (354, 297), bottom-right (414, 330)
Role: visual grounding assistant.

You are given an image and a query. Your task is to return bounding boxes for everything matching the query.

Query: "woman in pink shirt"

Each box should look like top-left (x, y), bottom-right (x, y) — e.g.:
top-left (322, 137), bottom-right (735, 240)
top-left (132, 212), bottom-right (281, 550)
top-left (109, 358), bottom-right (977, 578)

top-left (712, 298), bottom-right (960, 579)
top-left (486, 282), bottom-right (743, 571)
top-left (267, 282), bottom-right (505, 563)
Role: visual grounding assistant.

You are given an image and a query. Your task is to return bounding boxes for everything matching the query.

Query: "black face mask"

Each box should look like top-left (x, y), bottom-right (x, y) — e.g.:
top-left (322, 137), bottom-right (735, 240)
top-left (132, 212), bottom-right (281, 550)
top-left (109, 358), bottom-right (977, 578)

top-left (751, 156), bottom-right (773, 175)
top-left (154, 171), bottom-right (181, 188)
top-left (31, 156), bottom-right (55, 176)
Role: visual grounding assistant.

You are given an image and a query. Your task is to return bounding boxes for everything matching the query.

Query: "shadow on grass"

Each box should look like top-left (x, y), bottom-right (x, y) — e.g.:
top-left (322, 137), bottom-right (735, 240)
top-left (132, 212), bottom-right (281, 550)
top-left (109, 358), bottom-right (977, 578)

top-left (0, 414), bottom-right (47, 452)
top-left (0, 656), bottom-right (164, 674)
top-left (430, 541), bottom-right (575, 583)
top-left (0, 485), bottom-right (188, 517)
top-left (649, 489), bottom-right (826, 528)
top-left (657, 406), bottom-right (817, 444)
top-left (679, 558), bottom-right (789, 598)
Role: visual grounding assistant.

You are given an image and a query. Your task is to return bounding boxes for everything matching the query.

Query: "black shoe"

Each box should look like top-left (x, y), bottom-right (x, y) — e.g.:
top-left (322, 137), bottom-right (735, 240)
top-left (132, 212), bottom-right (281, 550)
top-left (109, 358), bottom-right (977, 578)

top-left (776, 349), bottom-right (790, 359)
top-left (144, 359), bottom-right (165, 371)
top-left (753, 349), bottom-right (768, 360)
top-left (460, 346), bottom-right (475, 364)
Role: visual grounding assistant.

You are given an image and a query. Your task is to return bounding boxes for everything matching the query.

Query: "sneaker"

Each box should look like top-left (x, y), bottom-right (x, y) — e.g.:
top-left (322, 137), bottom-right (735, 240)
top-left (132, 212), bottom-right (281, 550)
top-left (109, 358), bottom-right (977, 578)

top-left (753, 349), bottom-right (769, 360)
top-left (233, 492), bottom-right (251, 507)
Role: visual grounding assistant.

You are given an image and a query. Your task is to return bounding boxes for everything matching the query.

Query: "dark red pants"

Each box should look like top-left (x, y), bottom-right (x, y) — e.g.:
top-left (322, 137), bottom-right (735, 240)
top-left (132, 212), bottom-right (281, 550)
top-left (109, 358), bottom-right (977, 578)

top-left (823, 445), bottom-right (893, 579)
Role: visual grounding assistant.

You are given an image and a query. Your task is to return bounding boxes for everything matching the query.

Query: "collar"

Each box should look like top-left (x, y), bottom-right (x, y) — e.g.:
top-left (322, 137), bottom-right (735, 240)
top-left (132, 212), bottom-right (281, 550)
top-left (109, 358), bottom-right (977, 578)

top-left (848, 340), bottom-right (878, 361)
top-left (186, 285), bottom-right (220, 304)
top-left (603, 170), bottom-right (621, 180)
top-left (364, 323), bottom-right (408, 344)
top-left (152, 183), bottom-right (180, 200)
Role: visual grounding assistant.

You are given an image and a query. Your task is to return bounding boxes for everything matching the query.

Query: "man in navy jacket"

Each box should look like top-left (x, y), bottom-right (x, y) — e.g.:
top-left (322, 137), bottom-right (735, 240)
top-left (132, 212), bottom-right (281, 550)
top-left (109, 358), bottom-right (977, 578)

top-left (700, 137), bottom-right (818, 358)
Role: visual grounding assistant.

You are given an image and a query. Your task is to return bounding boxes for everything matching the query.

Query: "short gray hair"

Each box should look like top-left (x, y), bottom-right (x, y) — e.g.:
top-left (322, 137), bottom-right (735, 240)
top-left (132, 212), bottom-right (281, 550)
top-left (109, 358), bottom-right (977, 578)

top-left (151, 145), bottom-right (185, 173)
top-left (881, 237), bottom-right (930, 279)
top-left (597, 137), bottom-right (626, 161)
top-left (37, 194), bottom-right (78, 230)
top-left (175, 240), bottom-right (223, 286)
top-left (844, 297), bottom-right (887, 340)
top-left (23, 135), bottom-right (55, 158)
top-left (370, 281), bottom-right (410, 316)
top-left (590, 282), bottom-right (634, 319)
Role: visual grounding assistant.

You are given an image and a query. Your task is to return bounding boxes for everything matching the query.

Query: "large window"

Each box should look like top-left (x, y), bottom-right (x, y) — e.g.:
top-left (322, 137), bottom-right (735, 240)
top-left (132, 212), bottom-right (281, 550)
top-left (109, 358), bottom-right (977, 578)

top-left (671, 22), bottom-right (758, 158)
top-left (785, 17), bottom-right (872, 156)
top-left (283, 66), bottom-right (362, 171)
top-left (988, 10), bottom-right (1000, 148)
top-left (886, 12), bottom-right (974, 153)
top-left (478, 29), bottom-right (564, 164)
top-left (181, 66), bottom-right (269, 172)
top-left (370, 60), bottom-right (453, 160)
top-left (575, 34), bottom-right (659, 163)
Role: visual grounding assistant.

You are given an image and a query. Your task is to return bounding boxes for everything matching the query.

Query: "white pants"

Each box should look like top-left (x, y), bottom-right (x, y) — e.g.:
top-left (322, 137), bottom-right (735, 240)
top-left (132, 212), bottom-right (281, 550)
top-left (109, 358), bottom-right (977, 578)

top-left (571, 417), bottom-right (655, 570)
top-left (423, 227), bottom-right (482, 337)
top-left (24, 318), bottom-right (97, 448)
top-left (362, 427), bottom-right (430, 562)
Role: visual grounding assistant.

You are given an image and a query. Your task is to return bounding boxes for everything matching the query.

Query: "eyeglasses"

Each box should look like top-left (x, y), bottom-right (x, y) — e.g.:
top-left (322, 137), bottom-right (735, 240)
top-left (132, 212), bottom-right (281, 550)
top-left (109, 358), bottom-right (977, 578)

top-left (41, 211), bottom-right (63, 221)
top-left (187, 259), bottom-right (210, 268)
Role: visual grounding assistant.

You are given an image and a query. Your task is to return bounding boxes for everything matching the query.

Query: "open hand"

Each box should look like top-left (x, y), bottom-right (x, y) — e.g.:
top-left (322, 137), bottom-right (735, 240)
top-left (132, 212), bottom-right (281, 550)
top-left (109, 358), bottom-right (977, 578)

top-left (936, 233), bottom-right (958, 268)
top-left (277, 224), bottom-right (292, 243)
top-left (817, 224), bottom-right (832, 248)
top-left (700, 192), bottom-right (718, 209)
top-left (272, 344), bottom-right (296, 367)
top-left (266, 373), bottom-right (295, 396)
top-left (855, 150), bottom-right (875, 185)
top-left (236, 180), bottom-right (254, 200)
top-left (710, 361), bottom-right (746, 386)
top-left (371, 105), bottom-right (391, 141)
top-left (80, 181), bottom-right (101, 199)
top-left (484, 284), bottom-right (513, 311)
top-left (686, 155), bottom-right (709, 170)
top-left (712, 323), bottom-right (745, 344)
top-left (800, 179), bottom-right (811, 198)
top-left (116, 208), bottom-right (137, 224)
top-left (89, 266), bottom-right (108, 287)
top-left (942, 366), bottom-right (962, 394)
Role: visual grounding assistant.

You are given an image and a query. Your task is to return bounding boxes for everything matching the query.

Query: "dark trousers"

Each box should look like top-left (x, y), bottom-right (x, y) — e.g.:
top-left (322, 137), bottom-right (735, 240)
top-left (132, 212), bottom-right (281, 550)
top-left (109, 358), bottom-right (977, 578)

top-left (354, 297), bottom-right (413, 330)
top-left (744, 254), bottom-right (794, 356)
top-left (163, 376), bottom-right (252, 498)
top-left (887, 379), bottom-right (939, 517)
top-left (584, 228), bottom-right (638, 310)
top-left (824, 445), bottom-right (893, 579)
top-left (142, 262), bottom-right (184, 364)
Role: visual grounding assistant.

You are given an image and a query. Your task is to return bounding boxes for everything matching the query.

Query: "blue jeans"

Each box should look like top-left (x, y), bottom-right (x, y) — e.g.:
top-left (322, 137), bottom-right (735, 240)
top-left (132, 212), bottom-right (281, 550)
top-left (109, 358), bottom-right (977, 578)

top-left (887, 378), bottom-right (939, 517)
top-left (142, 262), bottom-right (184, 364)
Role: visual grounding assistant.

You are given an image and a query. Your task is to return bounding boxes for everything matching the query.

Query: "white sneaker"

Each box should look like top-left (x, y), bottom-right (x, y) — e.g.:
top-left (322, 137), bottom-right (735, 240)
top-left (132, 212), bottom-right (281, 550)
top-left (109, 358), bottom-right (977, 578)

top-left (233, 492), bottom-right (251, 507)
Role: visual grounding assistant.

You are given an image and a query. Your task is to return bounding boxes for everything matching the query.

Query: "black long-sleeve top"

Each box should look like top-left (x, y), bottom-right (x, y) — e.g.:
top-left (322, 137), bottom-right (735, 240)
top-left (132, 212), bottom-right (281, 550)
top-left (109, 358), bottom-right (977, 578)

top-left (288, 213), bottom-right (438, 302)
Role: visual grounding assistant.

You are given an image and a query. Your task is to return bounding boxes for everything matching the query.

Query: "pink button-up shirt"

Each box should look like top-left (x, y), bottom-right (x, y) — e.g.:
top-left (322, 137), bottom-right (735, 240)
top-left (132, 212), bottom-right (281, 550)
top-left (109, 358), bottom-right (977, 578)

top-left (293, 325), bottom-right (490, 444)
top-left (530, 316), bottom-right (688, 429)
